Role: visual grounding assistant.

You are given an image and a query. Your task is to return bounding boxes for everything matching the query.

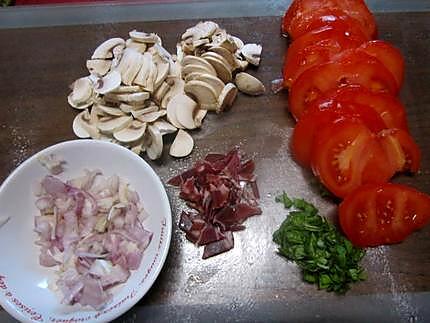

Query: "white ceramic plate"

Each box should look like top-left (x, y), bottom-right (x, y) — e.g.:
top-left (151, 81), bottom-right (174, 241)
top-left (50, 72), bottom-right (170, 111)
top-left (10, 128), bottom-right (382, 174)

top-left (0, 140), bottom-right (172, 323)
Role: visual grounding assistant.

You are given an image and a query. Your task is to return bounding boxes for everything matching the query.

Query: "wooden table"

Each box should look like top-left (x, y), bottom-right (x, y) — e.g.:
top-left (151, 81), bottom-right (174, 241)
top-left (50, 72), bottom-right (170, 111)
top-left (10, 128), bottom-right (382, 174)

top-left (0, 5), bottom-right (429, 323)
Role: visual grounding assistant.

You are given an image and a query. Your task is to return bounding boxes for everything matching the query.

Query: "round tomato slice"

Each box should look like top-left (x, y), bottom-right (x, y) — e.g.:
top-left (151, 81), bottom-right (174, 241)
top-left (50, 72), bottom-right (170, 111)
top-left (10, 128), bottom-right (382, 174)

top-left (339, 183), bottom-right (430, 247)
top-left (291, 99), bottom-right (386, 167)
top-left (378, 128), bottom-right (421, 173)
top-left (310, 117), bottom-right (394, 198)
top-left (282, 0), bottom-right (376, 39)
top-left (283, 27), bottom-right (367, 88)
top-left (289, 49), bottom-right (399, 120)
top-left (357, 40), bottom-right (405, 88)
top-left (321, 85), bottom-right (409, 131)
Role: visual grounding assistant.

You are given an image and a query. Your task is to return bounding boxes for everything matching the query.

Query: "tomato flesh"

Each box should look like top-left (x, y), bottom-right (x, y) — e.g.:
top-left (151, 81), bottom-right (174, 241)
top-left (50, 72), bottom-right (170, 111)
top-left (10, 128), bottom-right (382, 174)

top-left (289, 49), bottom-right (399, 120)
top-left (339, 183), bottom-right (430, 247)
top-left (310, 117), bottom-right (394, 198)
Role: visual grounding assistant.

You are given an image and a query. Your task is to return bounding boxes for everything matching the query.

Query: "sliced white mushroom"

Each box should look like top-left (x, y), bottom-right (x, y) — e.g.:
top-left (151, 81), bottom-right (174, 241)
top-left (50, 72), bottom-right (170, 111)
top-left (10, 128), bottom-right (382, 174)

top-left (208, 46), bottom-right (239, 70)
top-left (92, 38), bottom-right (125, 60)
top-left (188, 73), bottom-right (224, 96)
top-left (111, 85), bottom-right (141, 93)
top-left (113, 120), bottom-right (147, 143)
top-left (129, 30), bottom-right (161, 44)
top-left (166, 94), bottom-right (187, 129)
top-left (153, 56), bottom-right (170, 90)
top-left (133, 52), bottom-right (152, 87)
top-left (238, 59), bottom-right (249, 71)
top-left (86, 59), bottom-right (112, 76)
top-left (181, 55), bottom-right (217, 75)
top-left (97, 115), bottom-right (133, 134)
top-left (176, 43), bottom-right (185, 62)
top-left (168, 60), bottom-right (182, 78)
top-left (194, 109), bottom-right (207, 128)
top-left (181, 21), bottom-right (219, 41)
top-left (136, 110), bottom-right (166, 123)
top-left (169, 129), bottom-right (194, 158)
top-left (201, 52), bottom-right (232, 70)
top-left (72, 109), bottom-right (100, 139)
top-left (193, 38), bottom-right (210, 48)
top-left (130, 105), bottom-right (159, 118)
top-left (116, 48), bottom-right (143, 86)
top-left (105, 91), bottom-right (150, 103)
top-left (141, 58), bottom-right (158, 93)
top-left (212, 33), bottom-right (237, 53)
top-left (119, 102), bottom-right (147, 113)
top-left (235, 72), bottom-right (265, 96)
top-left (68, 77), bottom-right (94, 109)
top-left (241, 43), bottom-right (262, 66)
top-left (153, 120), bottom-right (177, 135)
top-left (175, 94), bottom-right (198, 130)
top-left (93, 70), bottom-right (121, 94)
top-left (125, 38), bottom-right (147, 53)
top-left (146, 124), bottom-right (163, 160)
top-left (95, 103), bottom-right (125, 117)
top-left (184, 80), bottom-right (218, 110)
top-left (182, 64), bottom-right (216, 78)
top-left (153, 81), bottom-right (170, 104)
top-left (201, 55), bottom-right (232, 83)
top-left (230, 35), bottom-right (244, 50)
top-left (161, 77), bottom-right (185, 109)
top-left (217, 83), bottom-right (238, 113)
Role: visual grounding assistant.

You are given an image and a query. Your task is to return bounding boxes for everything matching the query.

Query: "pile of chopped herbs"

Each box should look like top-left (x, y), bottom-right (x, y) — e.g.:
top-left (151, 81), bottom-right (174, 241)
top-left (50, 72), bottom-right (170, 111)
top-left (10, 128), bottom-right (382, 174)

top-left (273, 192), bottom-right (366, 294)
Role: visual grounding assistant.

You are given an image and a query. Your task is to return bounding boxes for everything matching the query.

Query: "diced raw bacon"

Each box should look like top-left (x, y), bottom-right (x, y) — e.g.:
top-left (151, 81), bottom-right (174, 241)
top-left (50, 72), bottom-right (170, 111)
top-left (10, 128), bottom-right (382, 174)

top-left (202, 231), bottom-right (234, 259)
top-left (33, 171), bottom-right (152, 310)
top-left (168, 148), bottom-right (261, 259)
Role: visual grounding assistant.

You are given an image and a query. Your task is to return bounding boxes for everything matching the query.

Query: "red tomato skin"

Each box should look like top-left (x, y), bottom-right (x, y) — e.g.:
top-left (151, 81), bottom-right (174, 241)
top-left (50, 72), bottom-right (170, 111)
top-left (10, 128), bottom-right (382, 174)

top-left (339, 183), bottom-right (430, 247)
top-left (289, 50), bottom-right (399, 120)
top-left (357, 40), bottom-right (405, 88)
top-left (321, 84), bottom-right (409, 131)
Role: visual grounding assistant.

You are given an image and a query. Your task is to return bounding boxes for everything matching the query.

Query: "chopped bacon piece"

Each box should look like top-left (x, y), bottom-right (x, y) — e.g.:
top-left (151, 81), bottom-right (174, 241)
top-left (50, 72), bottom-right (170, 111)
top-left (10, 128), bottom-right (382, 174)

top-left (168, 148), bottom-right (261, 259)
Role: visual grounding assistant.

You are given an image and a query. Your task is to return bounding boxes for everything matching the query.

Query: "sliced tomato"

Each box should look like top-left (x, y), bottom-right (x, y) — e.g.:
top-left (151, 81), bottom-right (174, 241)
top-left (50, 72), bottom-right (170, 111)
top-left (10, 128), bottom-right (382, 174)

top-left (289, 49), bottom-right (399, 120)
top-left (378, 129), bottom-right (421, 173)
top-left (357, 40), bottom-right (405, 88)
top-left (310, 117), bottom-right (394, 198)
top-left (282, 0), bottom-right (377, 39)
top-left (283, 26), bottom-right (367, 88)
top-left (339, 183), bottom-right (430, 247)
top-left (291, 99), bottom-right (386, 167)
top-left (320, 85), bottom-right (409, 131)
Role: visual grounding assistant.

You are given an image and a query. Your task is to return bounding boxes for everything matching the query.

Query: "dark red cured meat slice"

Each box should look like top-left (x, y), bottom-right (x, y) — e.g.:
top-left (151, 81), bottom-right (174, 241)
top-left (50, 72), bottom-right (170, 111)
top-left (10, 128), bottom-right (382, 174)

top-left (202, 231), bottom-right (234, 259)
top-left (197, 224), bottom-right (225, 246)
top-left (179, 177), bottom-right (201, 203)
top-left (179, 211), bottom-right (194, 232)
top-left (210, 183), bottom-right (230, 209)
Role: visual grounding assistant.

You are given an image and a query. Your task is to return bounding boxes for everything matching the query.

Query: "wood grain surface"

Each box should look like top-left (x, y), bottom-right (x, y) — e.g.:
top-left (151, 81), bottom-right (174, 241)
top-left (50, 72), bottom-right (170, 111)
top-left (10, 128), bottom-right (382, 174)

top-left (0, 12), bottom-right (429, 322)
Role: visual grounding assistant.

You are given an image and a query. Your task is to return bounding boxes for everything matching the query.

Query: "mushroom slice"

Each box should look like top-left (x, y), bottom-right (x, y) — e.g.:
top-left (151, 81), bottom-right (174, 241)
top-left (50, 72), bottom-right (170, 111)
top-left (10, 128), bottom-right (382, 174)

top-left (95, 103), bottom-right (125, 117)
top-left (175, 94), bottom-right (198, 130)
top-left (119, 102), bottom-right (147, 113)
top-left (142, 58), bottom-right (158, 93)
top-left (153, 81), bottom-right (170, 105)
top-left (194, 109), bottom-right (207, 128)
top-left (238, 59), bottom-right (249, 71)
top-left (166, 94), bottom-right (186, 129)
top-left (184, 80), bottom-right (218, 110)
top-left (129, 30), bottom-right (161, 44)
top-left (182, 64), bottom-right (216, 78)
top-left (169, 129), bottom-right (194, 158)
top-left (91, 38), bottom-right (125, 59)
top-left (94, 70), bottom-right (121, 94)
top-left (146, 124), bottom-right (163, 160)
top-left (113, 120), bottom-right (147, 143)
top-left (86, 59), bottom-right (111, 76)
top-left (193, 38), bottom-right (210, 48)
top-left (181, 21), bottom-right (219, 41)
top-left (181, 55), bottom-right (216, 75)
top-left (105, 91), bottom-right (150, 103)
top-left (153, 57), bottom-right (170, 90)
top-left (133, 52), bottom-right (152, 87)
top-left (153, 120), bottom-right (177, 135)
top-left (192, 73), bottom-right (224, 96)
top-left (208, 46), bottom-right (239, 70)
top-left (176, 43), bottom-right (185, 62)
top-left (201, 52), bottom-right (232, 70)
top-left (201, 56), bottom-right (232, 83)
top-left (211, 32), bottom-right (237, 53)
top-left (235, 72), bottom-right (265, 96)
top-left (97, 115), bottom-right (133, 134)
top-left (230, 36), bottom-right (244, 50)
top-left (241, 43), bottom-right (262, 66)
top-left (217, 83), bottom-right (238, 113)
top-left (130, 105), bottom-right (159, 118)
top-left (136, 110), bottom-right (166, 123)
top-left (125, 38), bottom-right (147, 53)
top-left (73, 109), bottom-right (100, 139)
top-left (111, 85), bottom-right (141, 93)
top-left (68, 77), bottom-right (94, 109)
top-left (161, 77), bottom-right (185, 109)
top-left (116, 48), bottom-right (143, 86)
top-left (168, 60), bottom-right (182, 78)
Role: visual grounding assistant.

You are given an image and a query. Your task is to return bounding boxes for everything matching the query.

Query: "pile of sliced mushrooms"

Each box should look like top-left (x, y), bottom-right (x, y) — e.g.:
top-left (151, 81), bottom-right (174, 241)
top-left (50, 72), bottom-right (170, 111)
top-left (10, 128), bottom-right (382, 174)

top-left (68, 21), bottom-right (264, 160)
